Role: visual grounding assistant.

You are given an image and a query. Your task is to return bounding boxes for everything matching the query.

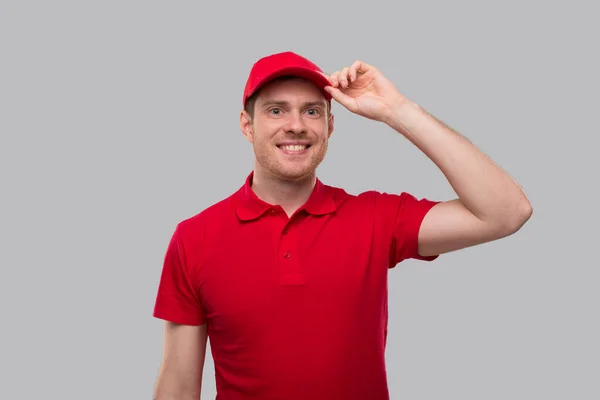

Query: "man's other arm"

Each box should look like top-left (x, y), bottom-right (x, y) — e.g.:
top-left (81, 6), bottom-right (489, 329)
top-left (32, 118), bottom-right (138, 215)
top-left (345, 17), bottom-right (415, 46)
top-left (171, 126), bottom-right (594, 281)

top-left (153, 322), bottom-right (208, 400)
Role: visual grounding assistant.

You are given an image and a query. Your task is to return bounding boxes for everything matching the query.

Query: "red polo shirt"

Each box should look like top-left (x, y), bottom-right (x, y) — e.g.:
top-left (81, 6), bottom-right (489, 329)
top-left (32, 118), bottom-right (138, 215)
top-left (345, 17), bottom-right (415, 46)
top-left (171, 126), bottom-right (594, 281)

top-left (153, 172), bottom-right (440, 399)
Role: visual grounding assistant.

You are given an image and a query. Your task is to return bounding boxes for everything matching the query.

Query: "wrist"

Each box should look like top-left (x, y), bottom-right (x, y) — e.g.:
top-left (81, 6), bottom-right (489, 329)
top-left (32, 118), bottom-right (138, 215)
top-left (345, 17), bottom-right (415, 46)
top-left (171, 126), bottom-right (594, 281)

top-left (383, 99), bottom-right (423, 134)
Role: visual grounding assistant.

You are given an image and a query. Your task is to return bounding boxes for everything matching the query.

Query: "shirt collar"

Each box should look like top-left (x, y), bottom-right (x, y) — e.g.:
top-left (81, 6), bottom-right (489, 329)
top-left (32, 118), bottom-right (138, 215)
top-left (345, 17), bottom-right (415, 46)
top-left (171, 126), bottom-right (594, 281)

top-left (234, 171), bottom-right (338, 221)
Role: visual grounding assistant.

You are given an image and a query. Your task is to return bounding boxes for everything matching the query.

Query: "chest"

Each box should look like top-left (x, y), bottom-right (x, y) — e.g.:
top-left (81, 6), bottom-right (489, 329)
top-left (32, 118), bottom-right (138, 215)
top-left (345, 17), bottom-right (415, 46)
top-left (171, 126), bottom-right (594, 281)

top-left (193, 214), bottom-right (389, 327)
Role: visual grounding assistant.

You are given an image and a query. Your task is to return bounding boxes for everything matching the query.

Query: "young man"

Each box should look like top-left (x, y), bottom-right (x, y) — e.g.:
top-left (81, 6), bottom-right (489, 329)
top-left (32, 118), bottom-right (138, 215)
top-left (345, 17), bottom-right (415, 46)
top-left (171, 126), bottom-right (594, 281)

top-left (152, 51), bottom-right (532, 400)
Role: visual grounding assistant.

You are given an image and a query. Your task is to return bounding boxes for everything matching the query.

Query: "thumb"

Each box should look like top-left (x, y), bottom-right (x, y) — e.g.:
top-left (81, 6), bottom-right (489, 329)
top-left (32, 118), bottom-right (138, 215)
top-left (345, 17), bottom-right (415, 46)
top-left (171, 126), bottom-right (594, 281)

top-left (324, 86), bottom-right (357, 111)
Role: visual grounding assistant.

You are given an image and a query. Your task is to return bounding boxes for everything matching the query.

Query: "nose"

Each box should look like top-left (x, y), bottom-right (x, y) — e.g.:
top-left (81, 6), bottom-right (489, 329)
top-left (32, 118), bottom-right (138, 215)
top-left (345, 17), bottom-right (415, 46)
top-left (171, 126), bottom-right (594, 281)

top-left (283, 111), bottom-right (307, 135)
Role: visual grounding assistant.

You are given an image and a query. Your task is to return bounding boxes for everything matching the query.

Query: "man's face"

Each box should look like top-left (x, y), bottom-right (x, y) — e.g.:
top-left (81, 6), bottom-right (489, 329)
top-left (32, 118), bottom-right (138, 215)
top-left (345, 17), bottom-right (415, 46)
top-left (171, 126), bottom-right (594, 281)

top-left (240, 77), bottom-right (334, 181)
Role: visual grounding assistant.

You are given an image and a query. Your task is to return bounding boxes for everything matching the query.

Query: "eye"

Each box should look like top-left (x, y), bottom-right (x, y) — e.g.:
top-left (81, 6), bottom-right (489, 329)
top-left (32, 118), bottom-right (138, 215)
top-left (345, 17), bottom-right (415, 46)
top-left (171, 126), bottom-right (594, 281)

top-left (306, 108), bottom-right (320, 116)
top-left (269, 107), bottom-right (282, 115)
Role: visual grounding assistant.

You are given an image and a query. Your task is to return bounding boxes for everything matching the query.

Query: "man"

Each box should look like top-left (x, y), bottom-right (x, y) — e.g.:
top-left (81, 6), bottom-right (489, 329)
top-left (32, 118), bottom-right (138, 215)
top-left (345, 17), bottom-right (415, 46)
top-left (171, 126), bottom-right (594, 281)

top-left (152, 51), bottom-right (532, 400)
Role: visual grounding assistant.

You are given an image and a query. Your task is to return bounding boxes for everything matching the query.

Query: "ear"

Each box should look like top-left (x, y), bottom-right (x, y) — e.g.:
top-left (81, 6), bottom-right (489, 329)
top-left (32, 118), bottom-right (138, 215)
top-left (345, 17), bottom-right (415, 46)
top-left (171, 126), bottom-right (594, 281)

top-left (327, 112), bottom-right (335, 138)
top-left (240, 110), bottom-right (254, 143)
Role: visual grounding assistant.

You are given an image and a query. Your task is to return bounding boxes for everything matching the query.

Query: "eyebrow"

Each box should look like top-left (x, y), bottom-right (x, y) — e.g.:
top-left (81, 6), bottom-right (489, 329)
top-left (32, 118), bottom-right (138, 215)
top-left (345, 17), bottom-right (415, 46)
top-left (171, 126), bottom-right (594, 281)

top-left (259, 100), bottom-right (326, 109)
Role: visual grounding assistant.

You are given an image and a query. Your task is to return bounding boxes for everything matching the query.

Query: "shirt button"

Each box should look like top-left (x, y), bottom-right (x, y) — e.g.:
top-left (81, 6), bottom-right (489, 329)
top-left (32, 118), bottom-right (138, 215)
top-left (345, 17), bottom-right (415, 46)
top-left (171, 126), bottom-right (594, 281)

top-left (283, 251), bottom-right (291, 259)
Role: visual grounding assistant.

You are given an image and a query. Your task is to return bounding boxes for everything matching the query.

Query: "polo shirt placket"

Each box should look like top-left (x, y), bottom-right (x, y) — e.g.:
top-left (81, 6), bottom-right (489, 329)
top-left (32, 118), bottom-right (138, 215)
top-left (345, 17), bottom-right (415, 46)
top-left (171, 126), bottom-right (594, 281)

top-left (271, 207), bottom-right (305, 286)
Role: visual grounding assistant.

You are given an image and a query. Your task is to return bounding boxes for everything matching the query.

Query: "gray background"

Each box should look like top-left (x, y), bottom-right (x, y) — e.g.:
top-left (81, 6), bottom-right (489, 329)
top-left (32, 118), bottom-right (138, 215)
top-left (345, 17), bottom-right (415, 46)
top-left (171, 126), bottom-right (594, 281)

top-left (1, 1), bottom-right (598, 399)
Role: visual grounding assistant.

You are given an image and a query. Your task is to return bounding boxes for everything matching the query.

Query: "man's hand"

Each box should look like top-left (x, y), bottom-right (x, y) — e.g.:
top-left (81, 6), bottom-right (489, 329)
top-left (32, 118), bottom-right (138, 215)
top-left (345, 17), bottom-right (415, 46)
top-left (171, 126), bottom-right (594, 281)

top-left (322, 60), bottom-right (406, 124)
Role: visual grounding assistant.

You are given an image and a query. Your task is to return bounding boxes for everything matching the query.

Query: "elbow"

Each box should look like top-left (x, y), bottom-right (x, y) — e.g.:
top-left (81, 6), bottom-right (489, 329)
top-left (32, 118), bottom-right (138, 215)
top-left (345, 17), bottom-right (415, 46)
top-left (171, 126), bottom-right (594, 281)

top-left (500, 197), bottom-right (533, 236)
top-left (521, 197), bottom-right (533, 222)
top-left (516, 195), bottom-right (533, 228)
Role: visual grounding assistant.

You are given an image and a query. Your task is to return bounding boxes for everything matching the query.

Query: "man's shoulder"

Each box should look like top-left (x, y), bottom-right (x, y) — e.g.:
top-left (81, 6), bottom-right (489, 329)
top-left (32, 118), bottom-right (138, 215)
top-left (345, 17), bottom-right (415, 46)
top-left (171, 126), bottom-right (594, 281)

top-left (322, 181), bottom-right (438, 221)
top-left (322, 181), bottom-right (404, 206)
top-left (175, 189), bottom-right (239, 233)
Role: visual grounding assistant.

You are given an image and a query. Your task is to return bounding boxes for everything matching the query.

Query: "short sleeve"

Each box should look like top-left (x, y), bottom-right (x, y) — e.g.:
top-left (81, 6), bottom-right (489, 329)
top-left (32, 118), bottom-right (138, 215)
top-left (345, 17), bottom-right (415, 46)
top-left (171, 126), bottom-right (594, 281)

top-left (376, 191), bottom-right (441, 267)
top-left (153, 224), bottom-right (206, 325)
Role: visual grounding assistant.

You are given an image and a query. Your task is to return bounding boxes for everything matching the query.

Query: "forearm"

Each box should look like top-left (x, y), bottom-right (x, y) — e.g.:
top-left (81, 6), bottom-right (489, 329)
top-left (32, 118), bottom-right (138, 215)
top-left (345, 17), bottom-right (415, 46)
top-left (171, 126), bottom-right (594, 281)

top-left (153, 374), bottom-right (202, 400)
top-left (385, 100), bottom-right (532, 228)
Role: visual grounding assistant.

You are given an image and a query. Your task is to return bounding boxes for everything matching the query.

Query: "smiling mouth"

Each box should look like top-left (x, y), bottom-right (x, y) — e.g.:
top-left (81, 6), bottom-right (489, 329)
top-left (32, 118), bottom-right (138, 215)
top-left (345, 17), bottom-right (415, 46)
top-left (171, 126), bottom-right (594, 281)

top-left (277, 144), bottom-right (311, 152)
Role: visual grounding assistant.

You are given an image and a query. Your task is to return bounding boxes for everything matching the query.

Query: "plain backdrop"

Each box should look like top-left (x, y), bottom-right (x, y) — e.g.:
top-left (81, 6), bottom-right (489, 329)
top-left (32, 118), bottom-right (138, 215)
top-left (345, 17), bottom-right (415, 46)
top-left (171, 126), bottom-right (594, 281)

top-left (1, 1), bottom-right (598, 399)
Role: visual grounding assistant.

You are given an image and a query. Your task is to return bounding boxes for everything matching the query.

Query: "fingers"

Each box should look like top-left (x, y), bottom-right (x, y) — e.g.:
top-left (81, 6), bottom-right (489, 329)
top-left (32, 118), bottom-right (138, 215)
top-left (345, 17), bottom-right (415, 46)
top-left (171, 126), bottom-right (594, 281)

top-left (348, 60), bottom-right (364, 82)
top-left (329, 67), bottom-right (349, 89)
top-left (324, 86), bottom-right (357, 112)
top-left (326, 60), bottom-right (371, 89)
top-left (328, 71), bottom-right (340, 88)
top-left (338, 67), bottom-right (350, 88)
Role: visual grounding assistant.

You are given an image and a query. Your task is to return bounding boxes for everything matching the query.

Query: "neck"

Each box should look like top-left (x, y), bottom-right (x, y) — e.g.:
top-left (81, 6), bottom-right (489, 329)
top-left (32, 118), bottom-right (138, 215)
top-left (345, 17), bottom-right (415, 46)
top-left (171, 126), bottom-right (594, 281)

top-left (251, 164), bottom-right (317, 216)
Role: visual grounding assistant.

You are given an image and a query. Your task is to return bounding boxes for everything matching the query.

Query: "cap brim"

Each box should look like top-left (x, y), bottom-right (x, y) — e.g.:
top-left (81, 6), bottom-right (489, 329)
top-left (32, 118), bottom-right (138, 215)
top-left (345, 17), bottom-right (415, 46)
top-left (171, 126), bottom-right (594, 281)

top-left (245, 66), bottom-right (332, 105)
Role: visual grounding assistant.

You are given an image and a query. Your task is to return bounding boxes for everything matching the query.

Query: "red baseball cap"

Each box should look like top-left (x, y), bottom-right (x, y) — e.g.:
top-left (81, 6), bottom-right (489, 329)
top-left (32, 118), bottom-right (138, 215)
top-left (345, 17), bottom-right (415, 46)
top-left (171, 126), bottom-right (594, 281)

top-left (242, 51), bottom-right (332, 107)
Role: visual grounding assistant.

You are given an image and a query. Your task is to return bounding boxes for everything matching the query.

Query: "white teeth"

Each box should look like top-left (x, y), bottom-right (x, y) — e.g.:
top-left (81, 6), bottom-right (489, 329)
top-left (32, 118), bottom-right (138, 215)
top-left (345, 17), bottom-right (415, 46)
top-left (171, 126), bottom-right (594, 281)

top-left (280, 145), bottom-right (307, 151)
